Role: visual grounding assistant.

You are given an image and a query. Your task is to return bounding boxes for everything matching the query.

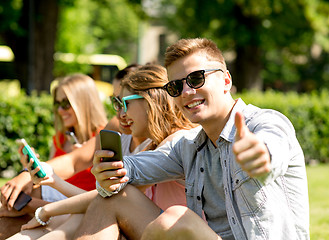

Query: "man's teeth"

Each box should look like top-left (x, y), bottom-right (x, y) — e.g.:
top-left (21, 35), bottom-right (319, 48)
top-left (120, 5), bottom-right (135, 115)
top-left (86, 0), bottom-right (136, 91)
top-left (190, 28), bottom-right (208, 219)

top-left (187, 101), bottom-right (202, 108)
top-left (127, 120), bottom-right (133, 125)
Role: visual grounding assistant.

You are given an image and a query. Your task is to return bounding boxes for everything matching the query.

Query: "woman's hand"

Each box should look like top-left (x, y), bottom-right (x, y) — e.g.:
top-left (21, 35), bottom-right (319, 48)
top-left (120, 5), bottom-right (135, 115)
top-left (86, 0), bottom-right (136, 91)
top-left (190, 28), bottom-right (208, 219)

top-left (0, 173), bottom-right (33, 211)
top-left (21, 206), bottom-right (50, 230)
top-left (27, 160), bottom-right (59, 187)
top-left (18, 145), bottom-right (40, 167)
top-left (21, 217), bottom-right (42, 230)
top-left (91, 150), bottom-right (129, 192)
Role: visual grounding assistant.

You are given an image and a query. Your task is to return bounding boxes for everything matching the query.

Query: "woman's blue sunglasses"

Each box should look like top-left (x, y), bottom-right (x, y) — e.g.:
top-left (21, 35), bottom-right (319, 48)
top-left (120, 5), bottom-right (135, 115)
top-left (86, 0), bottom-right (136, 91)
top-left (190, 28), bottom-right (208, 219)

top-left (111, 94), bottom-right (144, 113)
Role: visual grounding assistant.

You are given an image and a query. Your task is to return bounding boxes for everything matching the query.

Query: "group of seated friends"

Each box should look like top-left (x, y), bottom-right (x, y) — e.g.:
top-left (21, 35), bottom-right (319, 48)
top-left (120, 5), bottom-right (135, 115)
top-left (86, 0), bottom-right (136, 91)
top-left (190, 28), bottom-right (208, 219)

top-left (0, 38), bottom-right (309, 240)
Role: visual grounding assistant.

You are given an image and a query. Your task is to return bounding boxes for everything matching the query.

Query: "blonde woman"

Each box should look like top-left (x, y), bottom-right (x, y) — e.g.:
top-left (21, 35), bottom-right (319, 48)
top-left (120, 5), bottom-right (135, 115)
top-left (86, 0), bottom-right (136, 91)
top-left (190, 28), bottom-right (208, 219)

top-left (50, 74), bottom-right (107, 159)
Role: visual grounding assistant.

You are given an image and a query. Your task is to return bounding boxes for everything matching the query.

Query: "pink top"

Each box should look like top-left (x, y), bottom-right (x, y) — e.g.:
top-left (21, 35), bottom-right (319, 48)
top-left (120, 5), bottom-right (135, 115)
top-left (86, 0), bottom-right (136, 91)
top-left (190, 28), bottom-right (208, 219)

top-left (150, 180), bottom-right (186, 210)
top-left (146, 181), bottom-right (207, 221)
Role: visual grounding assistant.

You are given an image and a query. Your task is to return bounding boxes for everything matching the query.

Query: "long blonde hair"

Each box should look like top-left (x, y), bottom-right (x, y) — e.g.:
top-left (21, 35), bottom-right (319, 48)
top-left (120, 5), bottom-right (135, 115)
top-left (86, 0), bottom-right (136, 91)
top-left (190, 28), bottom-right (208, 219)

top-left (121, 64), bottom-right (196, 148)
top-left (53, 74), bottom-right (107, 148)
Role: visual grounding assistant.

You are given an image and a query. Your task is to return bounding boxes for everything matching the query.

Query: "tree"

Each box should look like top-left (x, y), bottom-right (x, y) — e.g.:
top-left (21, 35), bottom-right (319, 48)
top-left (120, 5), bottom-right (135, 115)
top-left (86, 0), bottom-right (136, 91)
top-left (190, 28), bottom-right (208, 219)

top-left (142, 0), bottom-right (329, 92)
top-left (0, 0), bottom-right (67, 94)
top-left (53, 0), bottom-right (140, 77)
top-left (0, 0), bottom-right (140, 93)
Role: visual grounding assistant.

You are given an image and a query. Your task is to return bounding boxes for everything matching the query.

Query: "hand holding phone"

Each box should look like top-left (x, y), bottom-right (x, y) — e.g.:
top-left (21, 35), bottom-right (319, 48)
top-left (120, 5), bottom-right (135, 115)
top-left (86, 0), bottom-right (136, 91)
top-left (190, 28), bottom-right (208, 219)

top-left (16, 139), bottom-right (47, 178)
top-left (94, 130), bottom-right (127, 192)
top-left (99, 130), bottom-right (123, 162)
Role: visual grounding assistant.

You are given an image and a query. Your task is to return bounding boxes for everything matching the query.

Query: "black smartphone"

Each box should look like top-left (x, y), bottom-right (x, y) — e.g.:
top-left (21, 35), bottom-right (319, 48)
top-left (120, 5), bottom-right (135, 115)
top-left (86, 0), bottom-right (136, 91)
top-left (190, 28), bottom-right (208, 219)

top-left (99, 130), bottom-right (122, 162)
top-left (13, 191), bottom-right (32, 211)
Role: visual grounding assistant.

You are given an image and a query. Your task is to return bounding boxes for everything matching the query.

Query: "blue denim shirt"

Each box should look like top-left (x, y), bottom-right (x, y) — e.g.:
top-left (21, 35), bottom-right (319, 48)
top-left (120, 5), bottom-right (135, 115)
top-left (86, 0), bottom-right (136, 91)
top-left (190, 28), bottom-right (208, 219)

top-left (98, 99), bottom-right (309, 240)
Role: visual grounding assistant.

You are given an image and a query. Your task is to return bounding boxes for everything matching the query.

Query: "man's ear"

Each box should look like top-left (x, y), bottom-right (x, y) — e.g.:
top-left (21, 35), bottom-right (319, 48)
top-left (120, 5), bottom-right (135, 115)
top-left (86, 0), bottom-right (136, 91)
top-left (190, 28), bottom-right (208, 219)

top-left (224, 70), bottom-right (232, 93)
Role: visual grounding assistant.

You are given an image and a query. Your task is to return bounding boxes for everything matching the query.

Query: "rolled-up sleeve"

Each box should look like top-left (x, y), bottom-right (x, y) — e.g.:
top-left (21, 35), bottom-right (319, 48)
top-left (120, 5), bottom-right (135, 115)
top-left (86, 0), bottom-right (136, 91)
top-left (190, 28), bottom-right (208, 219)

top-left (124, 141), bottom-right (185, 186)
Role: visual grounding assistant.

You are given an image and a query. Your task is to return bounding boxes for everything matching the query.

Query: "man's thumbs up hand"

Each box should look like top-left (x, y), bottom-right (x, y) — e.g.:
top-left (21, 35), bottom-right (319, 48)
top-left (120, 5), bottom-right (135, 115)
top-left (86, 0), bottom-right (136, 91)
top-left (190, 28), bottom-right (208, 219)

top-left (233, 112), bottom-right (271, 178)
top-left (235, 111), bottom-right (247, 141)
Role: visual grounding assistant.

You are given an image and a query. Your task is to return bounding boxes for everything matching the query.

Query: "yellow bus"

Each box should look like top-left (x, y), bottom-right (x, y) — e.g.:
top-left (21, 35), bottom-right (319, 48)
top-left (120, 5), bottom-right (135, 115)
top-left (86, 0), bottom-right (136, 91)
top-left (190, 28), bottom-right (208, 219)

top-left (0, 46), bottom-right (127, 98)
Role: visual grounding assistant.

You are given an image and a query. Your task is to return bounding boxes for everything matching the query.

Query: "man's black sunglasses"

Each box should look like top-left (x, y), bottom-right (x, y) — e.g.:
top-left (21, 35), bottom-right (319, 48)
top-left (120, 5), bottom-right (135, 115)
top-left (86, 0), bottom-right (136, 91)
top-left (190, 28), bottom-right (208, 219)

top-left (163, 69), bottom-right (224, 97)
top-left (54, 99), bottom-right (71, 110)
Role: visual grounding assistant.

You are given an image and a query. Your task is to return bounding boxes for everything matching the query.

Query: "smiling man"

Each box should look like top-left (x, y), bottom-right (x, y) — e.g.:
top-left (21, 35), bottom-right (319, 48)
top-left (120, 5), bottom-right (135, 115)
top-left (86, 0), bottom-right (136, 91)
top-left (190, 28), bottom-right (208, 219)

top-left (74, 38), bottom-right (309, 240)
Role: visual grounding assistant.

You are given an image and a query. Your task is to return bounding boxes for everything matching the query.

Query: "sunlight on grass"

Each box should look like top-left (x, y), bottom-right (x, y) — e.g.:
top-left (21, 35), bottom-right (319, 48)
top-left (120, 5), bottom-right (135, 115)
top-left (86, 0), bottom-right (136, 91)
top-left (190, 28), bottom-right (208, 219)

top-left (307, 164), bottom-right (329, 239)
top-left (0, 178), bottom-right (9, 188)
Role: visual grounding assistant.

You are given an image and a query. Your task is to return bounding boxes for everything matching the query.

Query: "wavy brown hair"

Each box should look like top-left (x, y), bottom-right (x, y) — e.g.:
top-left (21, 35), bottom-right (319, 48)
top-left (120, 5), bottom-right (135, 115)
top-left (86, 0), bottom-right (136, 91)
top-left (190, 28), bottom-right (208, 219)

top-left (121, 64), bottom-right (196, 148)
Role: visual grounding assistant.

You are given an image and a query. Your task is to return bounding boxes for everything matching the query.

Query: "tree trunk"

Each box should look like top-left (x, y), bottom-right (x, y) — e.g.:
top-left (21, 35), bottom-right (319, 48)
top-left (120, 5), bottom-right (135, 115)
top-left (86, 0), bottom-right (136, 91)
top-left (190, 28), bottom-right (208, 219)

top-left (33, 0), bottom-right (59, 93)
top-left (233, 45), bottom-right (263, 92)
top-left (5, 0), bottom-right (59, 94)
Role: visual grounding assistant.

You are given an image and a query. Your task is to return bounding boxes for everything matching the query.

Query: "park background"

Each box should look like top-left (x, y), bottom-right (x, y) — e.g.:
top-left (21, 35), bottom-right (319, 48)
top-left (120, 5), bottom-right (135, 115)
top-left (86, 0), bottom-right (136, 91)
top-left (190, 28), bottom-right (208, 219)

top-left (0, 0), bottom-right (329, 239)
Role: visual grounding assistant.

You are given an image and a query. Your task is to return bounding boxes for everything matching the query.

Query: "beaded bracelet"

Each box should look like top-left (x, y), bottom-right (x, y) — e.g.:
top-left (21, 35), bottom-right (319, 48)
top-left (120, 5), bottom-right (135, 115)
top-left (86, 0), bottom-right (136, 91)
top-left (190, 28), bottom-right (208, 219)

top-left (35, 207), bottom-right (51, 226)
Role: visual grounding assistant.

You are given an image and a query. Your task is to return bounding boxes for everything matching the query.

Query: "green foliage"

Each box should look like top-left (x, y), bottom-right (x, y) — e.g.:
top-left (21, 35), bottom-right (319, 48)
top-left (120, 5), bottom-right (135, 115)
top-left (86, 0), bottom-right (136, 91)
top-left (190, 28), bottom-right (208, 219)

top-left (155, 0), bottom-right (329, 91)
top-left (235, 90), bottom-right (329, 163)
top-left (55, 0), bottom-right (140, 63)
top-left (0, 86), bottom-right (115, 175)
top-left (0, 0), bottom-right (24, 37)
top-left (0, 90), bottom-right (54, 173)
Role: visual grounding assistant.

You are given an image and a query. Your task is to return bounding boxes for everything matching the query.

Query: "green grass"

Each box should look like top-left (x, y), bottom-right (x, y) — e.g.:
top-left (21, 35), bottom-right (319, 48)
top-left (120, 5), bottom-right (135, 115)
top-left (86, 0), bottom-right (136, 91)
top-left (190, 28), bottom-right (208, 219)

top-left (0, 165), bottom-right (328, 238)
top-left (0, 178), bottom-right (9, 187)
top-left (307, 164), bottom-right (329, 239)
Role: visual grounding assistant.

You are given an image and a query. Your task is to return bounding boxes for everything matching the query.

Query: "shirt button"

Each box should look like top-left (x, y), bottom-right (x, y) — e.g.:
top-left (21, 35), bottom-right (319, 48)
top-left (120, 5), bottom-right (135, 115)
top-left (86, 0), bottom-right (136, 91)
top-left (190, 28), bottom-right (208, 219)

top-left (200, 167), bottom-right (204, 172)
top-left (232, 217), bottom-right (236, 224)
top-left (197, 196), bottom-right (201, 201)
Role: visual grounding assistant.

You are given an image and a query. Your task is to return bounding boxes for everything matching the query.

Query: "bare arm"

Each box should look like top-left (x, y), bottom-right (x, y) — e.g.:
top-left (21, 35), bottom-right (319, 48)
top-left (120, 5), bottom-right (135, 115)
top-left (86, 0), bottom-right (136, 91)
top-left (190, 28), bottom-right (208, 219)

top-left (21, 190), bottom-right (98, 230)
top-left (43, 190), bottom-right (98, 216)
top-left (28, 160), bottom-right (86, 198)
top-left (47, 137), bottom-right (96, 179)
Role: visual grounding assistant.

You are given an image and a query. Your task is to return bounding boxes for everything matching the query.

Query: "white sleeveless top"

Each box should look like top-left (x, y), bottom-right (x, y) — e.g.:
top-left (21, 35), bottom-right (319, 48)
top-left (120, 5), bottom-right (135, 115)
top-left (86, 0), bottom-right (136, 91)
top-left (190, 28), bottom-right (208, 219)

top-left (121, 134), bottom-right (152, 156)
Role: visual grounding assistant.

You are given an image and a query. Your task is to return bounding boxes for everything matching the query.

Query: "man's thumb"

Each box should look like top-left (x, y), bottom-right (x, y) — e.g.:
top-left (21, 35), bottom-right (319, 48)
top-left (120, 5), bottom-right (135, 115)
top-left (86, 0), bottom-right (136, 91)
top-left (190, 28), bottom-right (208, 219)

top-left (235, 112), bottom-right (246, 140)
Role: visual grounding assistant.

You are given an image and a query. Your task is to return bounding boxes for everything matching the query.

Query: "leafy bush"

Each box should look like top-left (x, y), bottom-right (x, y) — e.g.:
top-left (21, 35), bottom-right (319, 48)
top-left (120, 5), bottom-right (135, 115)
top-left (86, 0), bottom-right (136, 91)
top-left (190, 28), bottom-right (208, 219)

top-left (0, 90), bottom-right (54, 174)
top-left (236, 90), bottom-right (329, 163)
top-left (0, 88), bottom-right (115, 176)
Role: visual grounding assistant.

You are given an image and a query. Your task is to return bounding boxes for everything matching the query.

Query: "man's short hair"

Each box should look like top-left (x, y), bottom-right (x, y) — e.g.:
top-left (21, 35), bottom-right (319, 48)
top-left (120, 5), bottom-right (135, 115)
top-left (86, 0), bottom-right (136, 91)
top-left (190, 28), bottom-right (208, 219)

top-left (164, 38), bottom-right (226, 69)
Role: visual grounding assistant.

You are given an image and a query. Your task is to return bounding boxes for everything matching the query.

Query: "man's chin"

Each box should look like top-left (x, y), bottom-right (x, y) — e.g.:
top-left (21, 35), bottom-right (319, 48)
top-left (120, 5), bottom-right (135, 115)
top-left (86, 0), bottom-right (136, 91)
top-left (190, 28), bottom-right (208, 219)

top-left (185, 114), bottom-right (203, 125)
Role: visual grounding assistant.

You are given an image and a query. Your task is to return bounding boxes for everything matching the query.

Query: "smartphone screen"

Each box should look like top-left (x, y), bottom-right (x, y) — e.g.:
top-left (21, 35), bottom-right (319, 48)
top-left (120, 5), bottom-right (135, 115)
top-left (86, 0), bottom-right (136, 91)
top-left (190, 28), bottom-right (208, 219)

top-left (99, 130), bottom-right (122, 162)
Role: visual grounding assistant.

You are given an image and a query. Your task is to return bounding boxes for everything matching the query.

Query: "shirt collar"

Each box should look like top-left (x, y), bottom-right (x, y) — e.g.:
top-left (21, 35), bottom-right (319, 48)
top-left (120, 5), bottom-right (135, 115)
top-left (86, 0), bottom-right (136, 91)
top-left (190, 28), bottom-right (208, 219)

top-left (219, 98), bottom-right (246, 144)
top-left (193, 98), bottom-right (247, 150)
